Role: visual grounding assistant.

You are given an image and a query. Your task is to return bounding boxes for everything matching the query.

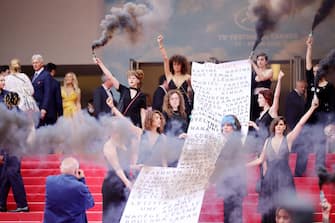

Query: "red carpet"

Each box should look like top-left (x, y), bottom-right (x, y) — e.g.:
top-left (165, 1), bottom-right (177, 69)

top-left (0, 153), bottom-right (334, 222)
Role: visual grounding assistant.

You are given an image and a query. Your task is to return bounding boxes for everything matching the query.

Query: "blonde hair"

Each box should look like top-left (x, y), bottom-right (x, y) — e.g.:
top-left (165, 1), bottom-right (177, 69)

top-left (162, 89), bottom-right (187, 119)
top-left (10, 58), bottom-right (21, 73)
top-left (127, 69), bottom-right (144, 88)
top-left (63, 72), bottom-right (80, 92)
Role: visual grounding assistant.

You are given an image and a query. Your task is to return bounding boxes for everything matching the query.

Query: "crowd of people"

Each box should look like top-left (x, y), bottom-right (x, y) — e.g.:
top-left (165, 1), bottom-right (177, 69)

top-left (0, 33), bottom-right (334, 223)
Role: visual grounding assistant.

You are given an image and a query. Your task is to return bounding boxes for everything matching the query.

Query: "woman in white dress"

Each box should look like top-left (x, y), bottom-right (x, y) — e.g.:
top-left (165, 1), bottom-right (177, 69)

top-left (4, 59), bottom-right (39, 112)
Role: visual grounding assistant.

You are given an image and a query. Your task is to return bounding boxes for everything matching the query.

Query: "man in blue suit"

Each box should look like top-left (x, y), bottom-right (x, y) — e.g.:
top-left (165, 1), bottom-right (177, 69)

top-left (43, 157), bottom-right (94, 223)
top-left (31, 54), bottom-right (53, 127)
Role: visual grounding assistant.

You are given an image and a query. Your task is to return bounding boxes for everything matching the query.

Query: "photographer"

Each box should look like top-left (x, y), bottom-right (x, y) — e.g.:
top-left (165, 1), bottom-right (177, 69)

top-left (43, 157), bottom-right (94, 223)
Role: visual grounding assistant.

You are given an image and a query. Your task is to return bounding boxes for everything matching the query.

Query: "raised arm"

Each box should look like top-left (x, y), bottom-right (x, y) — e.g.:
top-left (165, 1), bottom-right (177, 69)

top-left (93, 57), bottom-right (120, 90)
top-left (306, 36), bottom-right (313, 70)
top-left (287, 96), bottom-right (319, 150)
top-left (106, 97), bottom-right (143, 135)
top-left (269, 70), bottom-right (284, 118)
top-left (103, 140), bottom-right (132, 189)
top-left (157, 35), bottom-right (173, 82)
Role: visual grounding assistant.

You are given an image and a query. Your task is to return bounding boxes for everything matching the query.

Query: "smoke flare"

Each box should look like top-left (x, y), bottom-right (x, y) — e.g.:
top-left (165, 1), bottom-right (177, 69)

top-left (92, 2), bottom-right (149, 51)
top-left (315, 48), bottom-right (335, 87)
top-left (312, 0), bottom-right (335, 31)
top-left (252, 4), bottom-right (276, 51)
top-left (249, 0), bottom-right (315, 52)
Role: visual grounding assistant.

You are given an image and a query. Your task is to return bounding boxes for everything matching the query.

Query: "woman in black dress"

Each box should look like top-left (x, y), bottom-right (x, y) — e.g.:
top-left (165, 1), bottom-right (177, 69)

top-left (250, 52), bottom-right (273, 121)
top-left (102, 98), bottom-right (167, 222)
top-left (157, 34), bottom-right (193, 116)
top-left (94, 57), bottom-right (146, 128)
top-left (162, 89), bottom-right (189, 166)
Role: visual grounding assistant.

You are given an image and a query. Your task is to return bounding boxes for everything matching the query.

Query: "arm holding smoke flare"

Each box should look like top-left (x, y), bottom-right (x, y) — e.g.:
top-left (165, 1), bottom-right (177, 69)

top-left (286, 96), bottom-right (319, 151)
top-left (306, 36), bottom-right (313, 70)
top-left (106, 97), bottom-right (142, 134)
top-left (93, 57), bottom-right (120, 90)
top-left (157, 34), bottom-right (172, 82)
top-left (250, 58), bottom-right (273, 82)
top-left (103, 139), bottom-right (132, 190)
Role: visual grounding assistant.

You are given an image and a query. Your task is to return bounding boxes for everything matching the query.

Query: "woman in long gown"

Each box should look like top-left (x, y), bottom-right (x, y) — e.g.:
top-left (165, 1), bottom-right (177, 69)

top-left (247, 97), bottom-right (319, 223)
top-left (157, 34), bottom-right (193, 116)
top-left (102, 98), bottom-right (166, 222)
top-left (61, 72), bottom-right (81, 117)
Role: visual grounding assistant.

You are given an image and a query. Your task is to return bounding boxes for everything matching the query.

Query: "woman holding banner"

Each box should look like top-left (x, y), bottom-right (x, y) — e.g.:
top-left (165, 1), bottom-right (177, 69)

top-left (247, 96), bottom-right (319, 223)
top-left (211, 114), bottom-right (246, 223)
top-left (162, 89), bottom-right (189, 167)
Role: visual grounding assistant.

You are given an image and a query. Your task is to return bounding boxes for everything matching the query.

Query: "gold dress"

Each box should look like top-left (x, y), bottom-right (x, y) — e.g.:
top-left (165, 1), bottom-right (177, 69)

top-left (61, 87), bottom-right (79, 117)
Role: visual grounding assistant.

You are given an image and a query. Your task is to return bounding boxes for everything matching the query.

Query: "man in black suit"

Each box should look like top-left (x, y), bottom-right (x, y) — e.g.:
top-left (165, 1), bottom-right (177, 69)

top-left (285, 80), bottom-right (307, 130)
top-left (152, 75), bottom-right (168, 112)
top-left (45, 63), bottom-right (63, 124)
top-left (93, 74), bottom-right (116, 118)
top-left (31, 54), bottom-right (53, 127)
top-left (285, 80), bottom-right (308, 177)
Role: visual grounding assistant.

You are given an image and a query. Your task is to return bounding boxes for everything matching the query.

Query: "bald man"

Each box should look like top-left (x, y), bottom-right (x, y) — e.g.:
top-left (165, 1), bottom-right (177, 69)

top-left (43, 157), bottom-right (94, 223)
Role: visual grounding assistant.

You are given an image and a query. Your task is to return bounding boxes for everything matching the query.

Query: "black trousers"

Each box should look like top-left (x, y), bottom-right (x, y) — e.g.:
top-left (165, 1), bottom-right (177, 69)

top-left (0, 155), bottom-right (28, 209)
top-left (102, 170), bottom-right (129, 223)
top-left (294, 124), bottom-right (326, 177)
top-left (223, 195), bottom-right (244, 223)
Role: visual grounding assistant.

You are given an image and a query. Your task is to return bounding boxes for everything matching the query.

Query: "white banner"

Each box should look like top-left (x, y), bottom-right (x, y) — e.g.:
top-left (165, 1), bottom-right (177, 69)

top-left (121, 60), bottom-right (251, 223)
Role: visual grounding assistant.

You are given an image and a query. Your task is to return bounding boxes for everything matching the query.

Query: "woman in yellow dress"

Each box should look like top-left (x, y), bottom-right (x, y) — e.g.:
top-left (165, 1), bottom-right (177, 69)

top-left (61, 72), bottom-right (81, 117)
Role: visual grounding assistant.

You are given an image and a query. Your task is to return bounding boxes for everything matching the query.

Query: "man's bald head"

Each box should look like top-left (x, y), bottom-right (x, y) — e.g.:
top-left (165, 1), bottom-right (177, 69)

top-left (60, 157), bottom-right (79, 175)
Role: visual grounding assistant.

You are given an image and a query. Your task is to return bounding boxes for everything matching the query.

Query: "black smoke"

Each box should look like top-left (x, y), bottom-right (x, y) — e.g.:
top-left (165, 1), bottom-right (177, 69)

top-left (252, 5), bottom-right (277, 51)
top-left (312, 0), bottom-right (335, 31)
top-left (315, 48), bottom-right (335, 87)
top-left (92, 2), bottom-right (149, 51)
top-left (249, 0), bottom-right (315, 52)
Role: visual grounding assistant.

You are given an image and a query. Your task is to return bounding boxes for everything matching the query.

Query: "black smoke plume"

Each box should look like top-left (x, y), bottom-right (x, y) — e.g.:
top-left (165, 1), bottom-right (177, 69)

top-left (312, 0), bottom-right (335, 31)
top-left (315, 48), bottom-right (335, 87)
top-left (251, 5), bottom-right (277, 52)
top-left (249, 0), bottom-right (315, 53)
top-left (92, 2), bottom-right (149, 51)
